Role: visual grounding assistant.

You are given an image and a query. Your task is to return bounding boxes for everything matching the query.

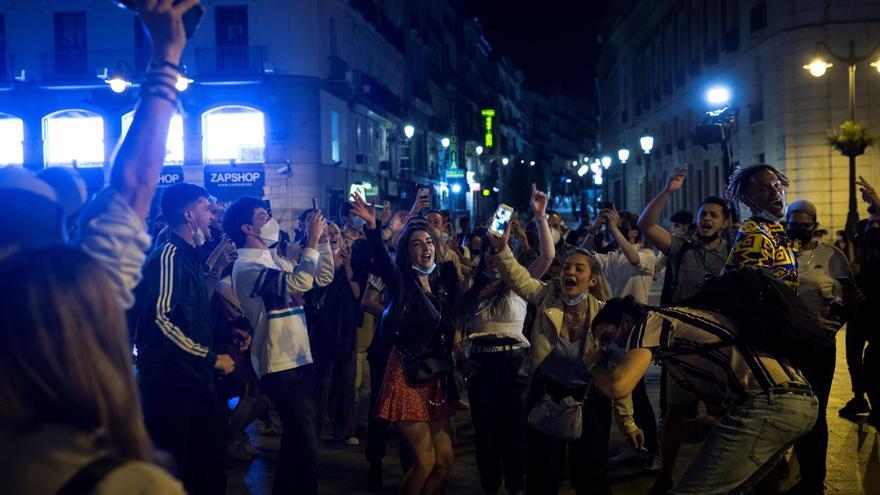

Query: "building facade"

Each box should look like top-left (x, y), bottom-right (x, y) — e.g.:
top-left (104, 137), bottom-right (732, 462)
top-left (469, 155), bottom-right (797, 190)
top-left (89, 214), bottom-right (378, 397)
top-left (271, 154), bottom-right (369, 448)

top-left (597, 0), bottom-right (880, 231)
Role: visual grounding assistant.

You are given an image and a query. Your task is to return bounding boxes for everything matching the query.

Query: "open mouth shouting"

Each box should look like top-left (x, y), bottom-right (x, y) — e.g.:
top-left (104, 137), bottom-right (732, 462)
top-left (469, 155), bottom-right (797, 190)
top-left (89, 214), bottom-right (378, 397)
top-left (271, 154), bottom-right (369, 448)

top-left (562, 276), bottom-right (579, 289)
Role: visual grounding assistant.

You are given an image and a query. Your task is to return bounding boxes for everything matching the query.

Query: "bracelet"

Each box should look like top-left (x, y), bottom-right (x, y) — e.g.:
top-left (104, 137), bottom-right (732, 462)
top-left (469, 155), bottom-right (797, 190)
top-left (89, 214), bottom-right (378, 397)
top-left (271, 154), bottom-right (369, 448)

top-left (141, 78), bottom-right (180, 94)
top-left (144, 70), bottom-right (178, 82)
top-left (140, 88), bottom-right (180, 110)
top-left (148, 59), bottom-right (184, 75)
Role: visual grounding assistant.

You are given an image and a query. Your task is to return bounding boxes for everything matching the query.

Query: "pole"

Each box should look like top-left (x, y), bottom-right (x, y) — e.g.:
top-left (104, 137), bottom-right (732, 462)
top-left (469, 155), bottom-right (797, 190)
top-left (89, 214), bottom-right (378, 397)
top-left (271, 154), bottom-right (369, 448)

top-left (846, 40), bottom-right (859, 236)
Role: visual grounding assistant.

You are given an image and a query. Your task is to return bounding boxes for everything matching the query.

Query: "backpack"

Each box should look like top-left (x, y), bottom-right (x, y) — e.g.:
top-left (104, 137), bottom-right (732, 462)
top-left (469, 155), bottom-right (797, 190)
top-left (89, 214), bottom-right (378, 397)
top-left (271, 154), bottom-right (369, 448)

top-left (677, 266), bottom-right (833, 371)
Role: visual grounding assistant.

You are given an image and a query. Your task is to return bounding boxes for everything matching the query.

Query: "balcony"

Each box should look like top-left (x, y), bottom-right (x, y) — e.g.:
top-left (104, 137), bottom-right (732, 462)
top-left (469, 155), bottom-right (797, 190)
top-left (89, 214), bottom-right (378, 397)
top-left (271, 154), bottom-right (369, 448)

top-left (194, 47), bottom-right (264, 77)
top-left (39, 49), bottom-right (151, 80)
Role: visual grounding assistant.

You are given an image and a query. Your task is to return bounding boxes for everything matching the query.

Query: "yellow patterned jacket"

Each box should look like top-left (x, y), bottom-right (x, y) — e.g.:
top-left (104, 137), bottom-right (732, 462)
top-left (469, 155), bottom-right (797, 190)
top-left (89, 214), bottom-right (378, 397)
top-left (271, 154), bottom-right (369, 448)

top-left (724, 217), bottom-right (799, 292)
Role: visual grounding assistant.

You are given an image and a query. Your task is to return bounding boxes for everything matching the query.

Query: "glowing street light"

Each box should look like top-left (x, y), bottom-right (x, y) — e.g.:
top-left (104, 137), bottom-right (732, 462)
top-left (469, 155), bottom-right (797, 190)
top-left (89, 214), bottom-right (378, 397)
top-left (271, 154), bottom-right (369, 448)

top-left (475, 145), bottom-right (484, 155)
top-left (804, 58), bottom-right (832, 78)
top-left (440, 137), bottom-right (450, 148)
top-left (589, 161), bottom-right (600, 174)
top-left (601, 156), bottom-right (612, 169)
top-left (640, 135), bottom-right (654, 154)
top-left (572, 160), bottom-right (578, 166)
top-left (706, 86), bottom-right (731, 107)
top-left (529, 160), bottom-right (535, 166)
top-left (175, 75), bottom-right (193, 92)
top-left (618, 148), bottom-right (630, 164)
top-left (451, 183), bottom-right (462, 193)
top-left (594, 175), bottom-right (603, 185)
top-left (107, 76), bottom-right (131, 93)
top-left (403, 124), bottom-right (415, 140)
top-left (501, 157), bottom-right (509, 166)
top-left (577, 165), bottom-right (589, 177)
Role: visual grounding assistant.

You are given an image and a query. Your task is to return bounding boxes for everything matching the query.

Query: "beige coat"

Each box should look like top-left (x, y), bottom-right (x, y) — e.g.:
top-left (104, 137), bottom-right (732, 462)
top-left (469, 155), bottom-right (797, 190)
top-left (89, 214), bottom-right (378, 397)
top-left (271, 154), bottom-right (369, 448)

top-left (488, 245), bottom-right (638, 434)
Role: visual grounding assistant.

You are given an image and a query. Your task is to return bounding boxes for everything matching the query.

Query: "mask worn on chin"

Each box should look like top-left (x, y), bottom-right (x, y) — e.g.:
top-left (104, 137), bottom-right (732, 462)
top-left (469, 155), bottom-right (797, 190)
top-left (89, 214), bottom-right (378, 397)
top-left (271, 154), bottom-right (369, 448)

top-left (696, 232), bottom-right (720, 244)
top-left (550, 228), bottom-right (562, 245)
top-left (440, 232), bottom-right (450, 244)
top-left (560, 290), bottom-right (589, 306)
top-left (351, 216), bottom-right (367, 230)
top-left (185, 211), bottom-right (206, 247)
top-left (787, 228), bottom-right (814, 245)
top-left (411, 262), bottom-right (436, 276)
top-left (259, 217), bottom-right (281, 246)
top-left (749, 199), bottom-right (785, 223)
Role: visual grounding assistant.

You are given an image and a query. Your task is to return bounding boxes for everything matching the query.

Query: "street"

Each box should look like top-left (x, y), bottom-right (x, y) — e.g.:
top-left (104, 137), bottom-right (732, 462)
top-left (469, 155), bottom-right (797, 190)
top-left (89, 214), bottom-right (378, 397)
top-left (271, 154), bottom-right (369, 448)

top-left (227, 329), bottom-right (880, 494)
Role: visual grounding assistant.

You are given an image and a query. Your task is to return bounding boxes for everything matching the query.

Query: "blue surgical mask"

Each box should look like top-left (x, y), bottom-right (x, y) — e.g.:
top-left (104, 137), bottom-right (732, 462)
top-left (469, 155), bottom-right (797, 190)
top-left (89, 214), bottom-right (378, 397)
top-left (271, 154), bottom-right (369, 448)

top-left (560, 291), bottom-right (589, 306)
top-left (605, 342), bottom-right (627, 365)
top-left (412, 262), bottom-right (436, 276)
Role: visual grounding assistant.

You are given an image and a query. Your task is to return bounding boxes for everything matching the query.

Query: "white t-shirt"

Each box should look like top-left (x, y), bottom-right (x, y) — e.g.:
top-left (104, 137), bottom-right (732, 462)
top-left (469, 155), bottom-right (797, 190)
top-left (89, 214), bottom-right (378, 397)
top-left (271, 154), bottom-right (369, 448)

top-left (595, 248), bottom-right (658, 304)
top-left (465, 290), bottom-right (530, 348)
top-left (796, 242), bottom-right (853, 314)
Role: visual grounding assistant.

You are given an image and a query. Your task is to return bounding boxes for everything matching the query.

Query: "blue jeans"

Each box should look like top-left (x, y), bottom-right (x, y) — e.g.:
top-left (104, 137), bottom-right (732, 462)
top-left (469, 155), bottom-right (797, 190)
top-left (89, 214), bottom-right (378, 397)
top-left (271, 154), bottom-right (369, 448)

top-left (672, 387), bottom-right (819, 495)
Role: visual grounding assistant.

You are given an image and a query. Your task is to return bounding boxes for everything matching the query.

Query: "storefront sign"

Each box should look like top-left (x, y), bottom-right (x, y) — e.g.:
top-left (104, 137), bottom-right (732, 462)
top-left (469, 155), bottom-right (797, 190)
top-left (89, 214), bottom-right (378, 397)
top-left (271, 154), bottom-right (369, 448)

top-left (204, 164), bottom-right (265, 200)
top-left (481, 109), bottom-right (495, 148)
top-left (158, 165), bottom-right (184, 186)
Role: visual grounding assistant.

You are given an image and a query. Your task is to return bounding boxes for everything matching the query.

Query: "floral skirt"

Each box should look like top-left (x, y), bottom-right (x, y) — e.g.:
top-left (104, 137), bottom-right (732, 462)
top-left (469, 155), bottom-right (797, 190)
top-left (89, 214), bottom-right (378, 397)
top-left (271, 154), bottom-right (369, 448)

top-left (375, 348), bottom-right (455, 423)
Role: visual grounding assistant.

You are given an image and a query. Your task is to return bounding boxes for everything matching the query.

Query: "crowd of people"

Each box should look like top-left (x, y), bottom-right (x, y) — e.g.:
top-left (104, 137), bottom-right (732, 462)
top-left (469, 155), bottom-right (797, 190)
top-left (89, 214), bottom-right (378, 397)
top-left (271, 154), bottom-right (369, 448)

top-left (1, 2), bottom-right (879, 495)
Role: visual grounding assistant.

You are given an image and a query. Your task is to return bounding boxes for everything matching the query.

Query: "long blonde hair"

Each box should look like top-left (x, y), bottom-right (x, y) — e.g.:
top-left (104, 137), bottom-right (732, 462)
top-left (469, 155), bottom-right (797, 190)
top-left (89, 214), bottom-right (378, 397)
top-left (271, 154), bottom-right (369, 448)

top-left (0, 245), bottom-right (154, 460)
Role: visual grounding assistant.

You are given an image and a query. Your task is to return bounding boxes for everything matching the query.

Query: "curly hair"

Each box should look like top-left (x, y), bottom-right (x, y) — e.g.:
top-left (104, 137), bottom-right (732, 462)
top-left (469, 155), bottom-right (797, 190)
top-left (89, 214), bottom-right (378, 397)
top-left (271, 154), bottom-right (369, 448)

top-left (724, 164), bottom-right (790, 211)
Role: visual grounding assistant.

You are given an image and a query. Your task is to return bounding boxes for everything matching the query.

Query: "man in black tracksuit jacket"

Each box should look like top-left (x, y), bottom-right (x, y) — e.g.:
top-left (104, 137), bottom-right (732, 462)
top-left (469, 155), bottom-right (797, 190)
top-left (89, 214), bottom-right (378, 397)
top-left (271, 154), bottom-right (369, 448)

top-left (132, 183), bottom-right (234, 495)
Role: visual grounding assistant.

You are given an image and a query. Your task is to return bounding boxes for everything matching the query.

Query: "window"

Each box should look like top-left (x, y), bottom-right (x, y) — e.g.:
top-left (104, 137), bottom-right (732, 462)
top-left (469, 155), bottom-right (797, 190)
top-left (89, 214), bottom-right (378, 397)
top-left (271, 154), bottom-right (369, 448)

top-left (53, 12), bottom-right (87, 76)
top-left (331, 111), bottom-right (340, 162)
top-left (43, 110), bottom-right (104, 167)
top-left (0, 113), bottom-right (24, 165)
top-left (215, 5), bottom-right (249, 70)
top-left (122, 112), bottom-right (184, 164)
top-left (202, 106), bottom-right (265, 164)
top-left (750, 2), bottom-right (767, 33)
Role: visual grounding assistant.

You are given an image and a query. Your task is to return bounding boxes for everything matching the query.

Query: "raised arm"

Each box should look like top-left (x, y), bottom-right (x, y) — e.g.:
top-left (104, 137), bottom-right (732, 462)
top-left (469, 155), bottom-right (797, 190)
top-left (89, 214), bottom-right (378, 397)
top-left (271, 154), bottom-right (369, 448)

top-left (486, 222), bottom-right (548, 305)
top-left (604, 209), bottom-right (641, 266)
top-left (282, 210), bottom-right (327, 293)
top-left (110, 0), bottom-right (199, 221)
top-left (351, 194), bottom-right (399, 295)
top-left (527, 183), bottom-right (556, 278)
top-left (637, 165), bottom-right (687, 254)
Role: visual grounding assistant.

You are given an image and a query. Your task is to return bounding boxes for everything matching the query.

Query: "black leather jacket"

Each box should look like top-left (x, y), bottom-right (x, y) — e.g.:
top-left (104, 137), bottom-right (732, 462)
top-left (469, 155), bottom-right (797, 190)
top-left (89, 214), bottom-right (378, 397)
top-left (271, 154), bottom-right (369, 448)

top-left (363, 225), bottom-right (457, 355)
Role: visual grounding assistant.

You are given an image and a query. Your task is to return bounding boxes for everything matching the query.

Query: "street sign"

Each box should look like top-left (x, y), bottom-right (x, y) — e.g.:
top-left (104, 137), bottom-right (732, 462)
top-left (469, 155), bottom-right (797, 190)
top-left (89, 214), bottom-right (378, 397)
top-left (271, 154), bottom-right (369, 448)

top-left (158, 165), bottom-right (184, 186)
top-left (445, 168), bottom-right (465, 179)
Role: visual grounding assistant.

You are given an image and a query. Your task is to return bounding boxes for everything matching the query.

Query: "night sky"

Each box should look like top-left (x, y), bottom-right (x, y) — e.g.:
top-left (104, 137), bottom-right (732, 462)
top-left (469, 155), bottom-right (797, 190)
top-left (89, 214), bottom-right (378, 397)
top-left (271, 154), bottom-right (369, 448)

top-left (463, 0), bottom-right (610, 98)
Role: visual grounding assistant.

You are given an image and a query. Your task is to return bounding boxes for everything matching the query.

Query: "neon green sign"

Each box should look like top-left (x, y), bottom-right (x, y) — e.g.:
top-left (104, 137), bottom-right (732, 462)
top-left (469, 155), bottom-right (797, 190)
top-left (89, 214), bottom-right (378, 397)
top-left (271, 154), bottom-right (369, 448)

top-left (481, 109), bottom-right (495, 148)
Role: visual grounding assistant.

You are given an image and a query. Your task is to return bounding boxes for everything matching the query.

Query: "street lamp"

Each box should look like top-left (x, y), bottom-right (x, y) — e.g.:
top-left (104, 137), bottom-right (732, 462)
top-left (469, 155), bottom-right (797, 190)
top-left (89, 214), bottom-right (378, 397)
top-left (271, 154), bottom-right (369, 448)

top-left (572, 160), bottom-right (578, 166)
top-left (475, 145), bottom-right (484, 155)
top-left (601, 156), bottom-right (612, 169)
top-left (529, 160), bottom-right (536, 166)
top-left (804, 40), bottom-right (880, 234)
top-left (502, 157), bottom-right (509, 166)
top-left (706, 86), bottom-right (732, 108)
top-left (441, 137), bottom-right (450, 148)
top-left (640, 135), bottom-right (654, 154)
top-left (403, 124), bottom-right (415, 140)
top-left (175, 75), bottom-right (194, 92)
top-left (617, 148), bottom-right (630, 164)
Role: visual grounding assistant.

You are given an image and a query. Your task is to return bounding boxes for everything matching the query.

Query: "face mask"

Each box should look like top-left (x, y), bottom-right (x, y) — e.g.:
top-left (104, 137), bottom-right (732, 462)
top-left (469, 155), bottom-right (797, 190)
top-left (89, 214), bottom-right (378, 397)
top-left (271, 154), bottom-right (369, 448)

top-left (550, 228), bottom-right (562, 245)
top-left (351, 216), bottom-right (367, 230)
top-left (560, 290), bottom-right (589, 306)
top-left (696, 232), bottom-right (720, 244)
top-left (411, 262), bottom-right (436, 276)
top-left (440, 232), bottom-right (450, 244)
top-left (185, 210), bottom-right (206, 247)
top-left (605, 342), bottom-right (627, 365)
top-left (787, 228), bottom-right (814, 245)
top-left (481, 265), bottom-right (502, 280)
top-left (259, 217), bottom-right (281, 246)
top-left (748, 199), bottom-right (785, 223)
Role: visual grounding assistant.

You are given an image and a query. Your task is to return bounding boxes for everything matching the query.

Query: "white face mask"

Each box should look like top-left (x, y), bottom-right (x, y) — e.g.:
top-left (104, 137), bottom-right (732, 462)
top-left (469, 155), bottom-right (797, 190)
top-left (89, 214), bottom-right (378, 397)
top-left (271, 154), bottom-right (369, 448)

top-left (186, 210), bottom-right (206, 247)
top-left (412, 262), bottom-right (436, 276)
top-left (259, 217), bottom-right (281, 246)
top-left (550, 228), bottom-right (562, 245)
top-left (560, 290), bottom-right (588, 306)
top-left (351, 216), bottom-right (367, 230)
top-left (440, 232), bottom-right (450, 244)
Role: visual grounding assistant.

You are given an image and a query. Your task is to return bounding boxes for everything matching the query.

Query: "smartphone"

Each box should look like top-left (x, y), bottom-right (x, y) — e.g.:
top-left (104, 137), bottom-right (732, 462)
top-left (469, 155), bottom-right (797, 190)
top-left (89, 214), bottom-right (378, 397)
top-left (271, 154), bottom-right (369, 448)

top-left (599, 201), bottom-right (616, 211)
top-left (312, 197), bottom-right (318, 211)
top-left (489, 204), bottom-right (514, 237)
top-left (112, 0), bottom-right (205, 39)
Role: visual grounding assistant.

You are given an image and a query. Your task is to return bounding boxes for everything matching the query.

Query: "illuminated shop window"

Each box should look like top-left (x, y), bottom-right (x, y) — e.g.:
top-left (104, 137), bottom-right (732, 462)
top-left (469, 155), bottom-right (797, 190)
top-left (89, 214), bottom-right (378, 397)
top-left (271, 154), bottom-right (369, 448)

top-left (0, 114), bottom-right (24, 166)
top-left (122, 111), bottom-right (184, 164)
top-left (202, 105), bottom-right (265, 164)
top-left (43, 109), bottom-right (105, 167)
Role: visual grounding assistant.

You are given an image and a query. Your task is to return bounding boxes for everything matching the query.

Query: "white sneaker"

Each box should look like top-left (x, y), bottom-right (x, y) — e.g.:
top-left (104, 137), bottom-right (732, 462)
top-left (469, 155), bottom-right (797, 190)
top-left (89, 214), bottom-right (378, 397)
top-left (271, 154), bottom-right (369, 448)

top-left (345, 436), bottom-right (360, 446)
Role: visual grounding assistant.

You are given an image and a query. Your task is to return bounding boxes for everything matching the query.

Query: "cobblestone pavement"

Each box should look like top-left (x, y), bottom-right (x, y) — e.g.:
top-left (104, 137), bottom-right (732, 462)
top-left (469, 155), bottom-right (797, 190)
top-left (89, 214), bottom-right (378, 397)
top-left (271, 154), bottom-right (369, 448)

top-left (227, 329), bottom-right (879, 494)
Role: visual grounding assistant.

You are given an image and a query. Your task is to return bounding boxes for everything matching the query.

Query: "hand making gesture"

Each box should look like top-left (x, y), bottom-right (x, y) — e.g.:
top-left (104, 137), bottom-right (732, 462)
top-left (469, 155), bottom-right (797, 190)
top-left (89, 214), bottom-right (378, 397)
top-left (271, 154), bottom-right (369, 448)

top-left (350, 193), bottom-right (378, 230)
top-left (856, 175), bottom-right (879, 208)
top-left (665, 164), bottom-right (688, 193)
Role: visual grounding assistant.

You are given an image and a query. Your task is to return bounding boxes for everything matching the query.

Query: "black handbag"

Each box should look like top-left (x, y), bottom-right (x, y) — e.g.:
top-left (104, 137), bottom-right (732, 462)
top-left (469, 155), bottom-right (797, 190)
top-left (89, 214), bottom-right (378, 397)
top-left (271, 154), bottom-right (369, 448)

top-left (399, 349), bottom-right (454, 384)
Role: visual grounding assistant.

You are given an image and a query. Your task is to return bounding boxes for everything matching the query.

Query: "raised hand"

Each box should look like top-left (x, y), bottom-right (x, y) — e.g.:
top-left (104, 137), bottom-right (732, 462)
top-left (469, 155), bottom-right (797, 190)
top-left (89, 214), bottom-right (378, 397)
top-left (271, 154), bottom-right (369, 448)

top-left (306, 210), bottom-right (326, 248)
top-left (133, 0), bottom-right (200, 64)
top-left (856, 175), bottom-right (879, 208)
top-left (488, 218), bottom-right (512, 254)
top-left (601, 208), bottom-right (620, 229)
top-left (379, 200), bottom-right (393, 225)
top-left (665, 164), bottom-right (687, 193)
top-left (207, 238), bottom-right (236, 272)
top-left (350, 193), bottom-right (377, 230)
top-left (530, 182), bottom-right (549, 217)
top-left (409, 188), bottom-right (431, 217)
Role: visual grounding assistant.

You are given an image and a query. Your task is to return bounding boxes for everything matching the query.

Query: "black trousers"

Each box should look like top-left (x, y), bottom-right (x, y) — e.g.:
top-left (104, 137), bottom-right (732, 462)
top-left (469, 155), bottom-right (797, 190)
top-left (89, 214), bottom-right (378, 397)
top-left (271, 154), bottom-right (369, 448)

top-left (140, 379), bottom-right (227, 495)
top-left (865, 337), bottom-right (880, 414)
top-left (794, 345), bottom-right (836, 491)
top-left (467, 349), bottom-right (530, 493)
top-left (365, 342), bottom-right (392, 465)
top-left (314, 350), bottom-right (357, 439)
top-left (262, 365), bottom-right (319, 495)
top-left (526, 375), bottom-right (613, 495)
top-left (846, 319), bottom-right (869, 398)
top-left (632, 377), bottom-right (659, 454)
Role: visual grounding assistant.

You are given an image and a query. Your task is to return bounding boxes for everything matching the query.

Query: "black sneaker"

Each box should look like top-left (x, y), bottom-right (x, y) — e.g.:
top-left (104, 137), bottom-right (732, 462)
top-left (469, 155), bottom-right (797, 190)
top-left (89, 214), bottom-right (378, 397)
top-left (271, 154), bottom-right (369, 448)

top-left (839, 397), bottom-right (871, 419)
top-left (360, 463), bottom-right (382, 492)
top-left (650, 474), bottom-right (673, 495)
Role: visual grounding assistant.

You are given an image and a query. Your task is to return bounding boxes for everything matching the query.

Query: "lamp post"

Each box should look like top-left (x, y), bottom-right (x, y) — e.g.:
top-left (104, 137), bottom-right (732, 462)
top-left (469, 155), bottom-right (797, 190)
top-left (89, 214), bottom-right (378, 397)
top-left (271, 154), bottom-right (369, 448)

top-left (617, 148), bottom-right (630, 209)
top-left (805, 40), bottom-right (880, 234)
top-left (640, 135), bottom-right (654, 207)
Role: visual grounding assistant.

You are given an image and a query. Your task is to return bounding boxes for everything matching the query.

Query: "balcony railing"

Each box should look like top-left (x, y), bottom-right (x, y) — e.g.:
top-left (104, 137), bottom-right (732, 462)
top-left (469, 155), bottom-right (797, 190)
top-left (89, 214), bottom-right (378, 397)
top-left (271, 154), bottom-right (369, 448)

top-left (194, 46), bottom-right (264, 77)
top-left (39, 49), bottom-right (151, 80)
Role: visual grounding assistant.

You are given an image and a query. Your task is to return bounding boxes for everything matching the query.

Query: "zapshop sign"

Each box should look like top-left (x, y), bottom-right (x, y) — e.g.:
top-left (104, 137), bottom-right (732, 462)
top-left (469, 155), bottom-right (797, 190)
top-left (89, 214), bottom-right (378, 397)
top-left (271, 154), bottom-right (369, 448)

top-left (158, 166), bottom-right (184, 186)
top-left (204, 164), bottom-right (266, 200)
